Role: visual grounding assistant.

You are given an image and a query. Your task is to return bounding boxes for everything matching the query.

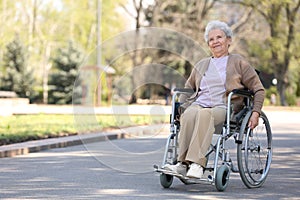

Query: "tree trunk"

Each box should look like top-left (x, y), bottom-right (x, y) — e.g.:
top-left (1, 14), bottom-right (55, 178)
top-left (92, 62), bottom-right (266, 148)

top-left (276, 74), bottom-right (288, 106)
top-left (129, 0), bottom-right (143, 104)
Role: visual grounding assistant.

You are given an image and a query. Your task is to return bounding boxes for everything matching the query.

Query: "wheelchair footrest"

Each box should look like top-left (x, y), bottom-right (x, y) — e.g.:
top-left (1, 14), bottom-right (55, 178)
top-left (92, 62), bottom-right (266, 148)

top-left (154, 165), bottom-right (214, 184)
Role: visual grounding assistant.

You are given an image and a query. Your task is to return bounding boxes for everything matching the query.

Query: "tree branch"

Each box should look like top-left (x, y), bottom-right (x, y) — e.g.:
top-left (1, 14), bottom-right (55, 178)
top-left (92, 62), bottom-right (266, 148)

top-left (120, 3), bottom-right (136, 19)
top-left (231, 8), bottom-right (253, 33)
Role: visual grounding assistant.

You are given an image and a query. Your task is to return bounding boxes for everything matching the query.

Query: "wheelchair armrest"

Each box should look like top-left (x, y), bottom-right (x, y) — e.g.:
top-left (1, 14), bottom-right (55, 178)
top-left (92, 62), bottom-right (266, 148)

top-left (173, 88), bottom-right (194, 94)
top-left (231, 89), bottom-right (254, 98)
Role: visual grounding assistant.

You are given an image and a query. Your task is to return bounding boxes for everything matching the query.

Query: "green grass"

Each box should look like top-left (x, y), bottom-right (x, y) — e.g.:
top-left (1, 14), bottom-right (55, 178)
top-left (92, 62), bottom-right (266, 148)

top-left (0, 114), bottom-right (168, 145)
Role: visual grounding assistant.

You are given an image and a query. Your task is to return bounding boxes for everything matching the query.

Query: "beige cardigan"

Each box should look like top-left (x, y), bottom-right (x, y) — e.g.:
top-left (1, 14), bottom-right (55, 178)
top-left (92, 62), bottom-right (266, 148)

top-left (179, 54), bottom-right (265, 114)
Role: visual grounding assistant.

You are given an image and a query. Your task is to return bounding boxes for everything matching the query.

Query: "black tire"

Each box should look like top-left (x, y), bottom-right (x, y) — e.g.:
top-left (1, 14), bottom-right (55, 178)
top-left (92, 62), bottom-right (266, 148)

top-left (215, 165), bottom-right (230, 192)
top-left (160, 173), bottom-right (173, 188)
top-left (237, 111), bottom-right (272, 188)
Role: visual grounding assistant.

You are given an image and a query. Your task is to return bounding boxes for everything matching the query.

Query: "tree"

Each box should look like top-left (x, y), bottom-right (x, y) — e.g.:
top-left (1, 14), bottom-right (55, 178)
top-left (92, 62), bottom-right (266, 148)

top-left (230, 0), bottom-right (300, 105)
top-left (145, 0), bottom-right (221, 79)
top-left (116, 0), bottom-right (226, 103)
top-left (0, 0), bottom-right (127, 104)
top-left (0, 35), bottom-right (35, 100)
top-left (119, 0), bottom-right (146, 103)
top-left (151, 0), bottom-right (218, 42)
top-left (48, 41), bottom-right (84, 104)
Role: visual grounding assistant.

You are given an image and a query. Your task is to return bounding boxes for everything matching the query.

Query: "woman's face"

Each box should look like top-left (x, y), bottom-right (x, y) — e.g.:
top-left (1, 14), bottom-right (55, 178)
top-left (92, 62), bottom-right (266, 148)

top-left (208, 29), bottom-right (232, 58)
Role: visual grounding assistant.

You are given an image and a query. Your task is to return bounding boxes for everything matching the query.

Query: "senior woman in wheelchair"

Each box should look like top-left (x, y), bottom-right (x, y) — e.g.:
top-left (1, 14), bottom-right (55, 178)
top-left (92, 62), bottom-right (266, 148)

top-left (164, 20), bottom-right (265, 179)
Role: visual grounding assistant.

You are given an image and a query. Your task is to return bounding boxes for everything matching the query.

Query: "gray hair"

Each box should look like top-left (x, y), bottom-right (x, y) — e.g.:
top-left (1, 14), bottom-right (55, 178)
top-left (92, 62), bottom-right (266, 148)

top-left (204, 20), bottom-right (233, 43)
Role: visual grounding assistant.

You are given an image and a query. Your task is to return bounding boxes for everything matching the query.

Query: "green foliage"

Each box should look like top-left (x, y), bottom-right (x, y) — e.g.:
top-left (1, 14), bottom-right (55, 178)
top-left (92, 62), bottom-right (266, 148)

top-left (59, 0), bottom-right (126, 51)
top-left (0, 114), bottom-right (169, 145)
top-left (285, 93), bottom-right (297, 106)
top-left (264, 86), bottom-right (278, 106)
top-left (0, 1), bottom-right (299, 106)
top-left (246, 40), bottom-right (272, 72)
top-left (48, 41), bottom-right (84, 104)
top-left (0, 35), bottom-right (35, 100)
top-left (230, 0), bottom-right (300, 105)
top-left (0, 1), bottom-right (127, 104)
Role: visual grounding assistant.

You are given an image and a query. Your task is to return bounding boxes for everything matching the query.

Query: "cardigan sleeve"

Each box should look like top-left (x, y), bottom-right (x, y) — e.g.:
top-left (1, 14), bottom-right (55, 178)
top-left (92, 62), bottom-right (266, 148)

top-left (178, 67), bottom-right (197, 103)
top-left (239, 58), bottom-right (265, 114)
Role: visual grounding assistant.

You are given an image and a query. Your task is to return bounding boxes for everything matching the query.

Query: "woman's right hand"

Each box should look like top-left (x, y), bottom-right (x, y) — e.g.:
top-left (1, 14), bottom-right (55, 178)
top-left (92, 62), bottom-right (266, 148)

top-left (248, 111), bottom-right (260, 129)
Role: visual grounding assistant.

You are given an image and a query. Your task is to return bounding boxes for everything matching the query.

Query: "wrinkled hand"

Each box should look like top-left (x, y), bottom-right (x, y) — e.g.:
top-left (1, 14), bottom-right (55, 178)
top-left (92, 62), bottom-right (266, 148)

top-left (248, 111), bottom-right (260, 129)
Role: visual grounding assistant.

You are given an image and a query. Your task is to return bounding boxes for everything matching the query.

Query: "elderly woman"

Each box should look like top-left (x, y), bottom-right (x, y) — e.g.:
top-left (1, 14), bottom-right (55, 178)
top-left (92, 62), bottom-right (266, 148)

top-left (164, 20), bottom-right (265, 179)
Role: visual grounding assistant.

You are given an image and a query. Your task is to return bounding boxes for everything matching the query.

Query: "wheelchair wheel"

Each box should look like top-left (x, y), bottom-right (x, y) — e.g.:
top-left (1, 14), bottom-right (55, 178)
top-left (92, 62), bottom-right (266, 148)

top-left (237, 111), bottom-right (272, 188)
top-left (215, 165), bottom-right (230, 191)
top-left (160, 173), bottom-right (173, 188)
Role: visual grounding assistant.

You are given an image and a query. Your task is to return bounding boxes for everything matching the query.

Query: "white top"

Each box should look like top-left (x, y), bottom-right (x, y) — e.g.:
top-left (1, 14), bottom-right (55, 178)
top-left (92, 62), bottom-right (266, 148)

top-left (194, 56), bottom-right (228, 108)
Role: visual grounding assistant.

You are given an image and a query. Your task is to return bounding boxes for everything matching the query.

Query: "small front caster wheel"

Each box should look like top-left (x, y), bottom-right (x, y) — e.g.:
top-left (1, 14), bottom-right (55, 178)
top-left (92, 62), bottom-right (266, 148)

top-left (160, 173), bottom-right (173, 188)
top-left (215, 165), bottom-right (230, 191)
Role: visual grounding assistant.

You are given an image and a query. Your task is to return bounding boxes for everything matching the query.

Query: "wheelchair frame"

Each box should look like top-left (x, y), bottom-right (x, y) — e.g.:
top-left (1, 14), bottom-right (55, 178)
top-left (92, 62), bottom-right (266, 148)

top-left (154, 88), bottom-right (273, 191)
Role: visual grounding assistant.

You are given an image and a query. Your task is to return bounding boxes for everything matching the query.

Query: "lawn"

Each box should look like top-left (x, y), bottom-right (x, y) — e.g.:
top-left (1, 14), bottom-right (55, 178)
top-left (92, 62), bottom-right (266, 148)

top-left (0, 114), bottom-right (168, 145)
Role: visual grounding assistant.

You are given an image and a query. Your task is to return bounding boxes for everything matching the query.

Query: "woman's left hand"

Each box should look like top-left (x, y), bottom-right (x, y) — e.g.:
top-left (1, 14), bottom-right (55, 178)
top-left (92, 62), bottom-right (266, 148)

top-left (248, 111), bottom-right (260, 129)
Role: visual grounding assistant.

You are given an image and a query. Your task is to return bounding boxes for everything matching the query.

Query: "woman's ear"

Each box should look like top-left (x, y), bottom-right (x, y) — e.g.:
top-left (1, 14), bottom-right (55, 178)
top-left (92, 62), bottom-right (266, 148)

top-left (227, 37), bottom-right (232, 47)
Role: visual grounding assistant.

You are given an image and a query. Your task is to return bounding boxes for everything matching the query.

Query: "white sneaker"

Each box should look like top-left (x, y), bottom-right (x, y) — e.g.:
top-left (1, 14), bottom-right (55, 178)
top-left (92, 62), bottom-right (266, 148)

top-left (186, 163), bottom-right (203, 179)
top-left (163, 162), bottom-right (187, 175)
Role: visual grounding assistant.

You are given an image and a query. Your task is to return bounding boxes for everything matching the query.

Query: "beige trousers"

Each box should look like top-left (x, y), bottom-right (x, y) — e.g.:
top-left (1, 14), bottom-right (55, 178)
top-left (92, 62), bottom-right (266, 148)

top-left (178, 104), bottom-right (226, 167)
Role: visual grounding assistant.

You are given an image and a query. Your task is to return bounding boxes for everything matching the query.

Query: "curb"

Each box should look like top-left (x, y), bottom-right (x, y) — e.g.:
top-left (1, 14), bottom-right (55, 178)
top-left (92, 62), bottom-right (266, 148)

top-left (0, 124), bottom-right (169, 158)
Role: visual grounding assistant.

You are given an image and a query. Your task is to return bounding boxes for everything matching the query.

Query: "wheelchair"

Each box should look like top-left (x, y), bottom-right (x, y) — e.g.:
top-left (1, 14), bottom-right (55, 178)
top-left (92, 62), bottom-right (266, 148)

top-left (154, 88), bottom-right (272, 191)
